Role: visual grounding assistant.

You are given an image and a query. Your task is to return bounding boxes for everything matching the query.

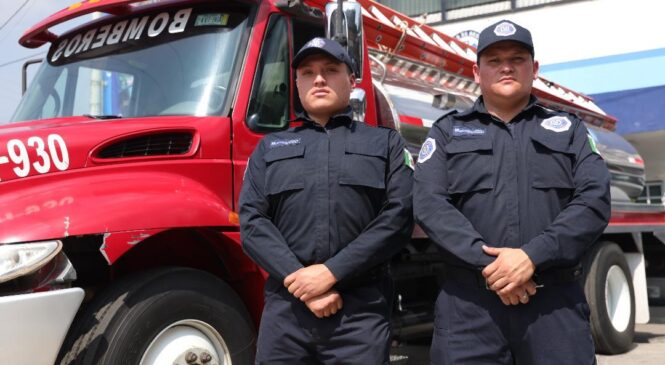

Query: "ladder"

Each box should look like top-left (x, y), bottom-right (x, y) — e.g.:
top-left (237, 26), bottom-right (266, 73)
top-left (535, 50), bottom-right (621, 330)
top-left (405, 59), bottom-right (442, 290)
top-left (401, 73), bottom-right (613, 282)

top-left (308, 0), bottom-right (616, 130)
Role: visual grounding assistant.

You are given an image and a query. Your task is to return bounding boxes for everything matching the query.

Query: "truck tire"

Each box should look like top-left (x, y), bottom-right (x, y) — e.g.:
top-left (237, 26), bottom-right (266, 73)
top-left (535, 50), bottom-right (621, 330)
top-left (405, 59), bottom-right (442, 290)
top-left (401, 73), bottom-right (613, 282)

top-left (58, 267), bottom-right (256, 365)
top-left (583, 241), bottom-right (635, 354)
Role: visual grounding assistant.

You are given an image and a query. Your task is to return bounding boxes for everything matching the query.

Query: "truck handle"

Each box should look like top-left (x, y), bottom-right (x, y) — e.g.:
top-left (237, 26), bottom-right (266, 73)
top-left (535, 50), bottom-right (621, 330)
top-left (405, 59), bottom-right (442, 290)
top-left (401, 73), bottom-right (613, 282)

top-left (22, 58), bottom-right (43, 95)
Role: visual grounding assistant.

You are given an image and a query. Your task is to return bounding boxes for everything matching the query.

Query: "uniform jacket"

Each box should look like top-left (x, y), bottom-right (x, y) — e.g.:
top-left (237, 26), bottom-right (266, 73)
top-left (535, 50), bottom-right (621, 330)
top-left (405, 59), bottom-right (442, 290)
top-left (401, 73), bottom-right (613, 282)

top-left (239, 108), bottom-right (414, 284)
top-left (414, 96), bottom-right (611, 271)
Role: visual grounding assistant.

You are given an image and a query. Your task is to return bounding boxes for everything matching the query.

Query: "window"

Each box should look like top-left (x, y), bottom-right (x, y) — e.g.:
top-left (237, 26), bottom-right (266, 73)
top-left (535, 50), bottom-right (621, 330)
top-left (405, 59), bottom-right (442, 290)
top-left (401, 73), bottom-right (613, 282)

top-left (637, 182), bottom-right (664, 204)
top-left (73, 67), bottom-right (135, 117)
top-left (246, 15), bottom-right (290, 132)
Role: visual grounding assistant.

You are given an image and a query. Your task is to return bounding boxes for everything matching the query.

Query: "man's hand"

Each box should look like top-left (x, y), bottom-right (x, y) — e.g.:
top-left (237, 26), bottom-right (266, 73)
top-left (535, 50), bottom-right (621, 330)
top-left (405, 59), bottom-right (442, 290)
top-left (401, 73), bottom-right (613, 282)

top-left (496, 280), bottom-right (538, 306)
top-left (305, 290), bottom-right (343, 318)
top-left (284, 264), bottom-right (338, 301)
top-left (482, 245), bottom-right (535, 295)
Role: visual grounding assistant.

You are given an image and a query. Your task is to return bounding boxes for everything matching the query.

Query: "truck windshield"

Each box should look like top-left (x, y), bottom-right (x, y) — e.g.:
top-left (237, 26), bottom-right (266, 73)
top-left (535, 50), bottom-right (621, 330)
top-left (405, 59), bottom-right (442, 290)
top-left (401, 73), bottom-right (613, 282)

top-left (11, 6), bottom-right (249, 122)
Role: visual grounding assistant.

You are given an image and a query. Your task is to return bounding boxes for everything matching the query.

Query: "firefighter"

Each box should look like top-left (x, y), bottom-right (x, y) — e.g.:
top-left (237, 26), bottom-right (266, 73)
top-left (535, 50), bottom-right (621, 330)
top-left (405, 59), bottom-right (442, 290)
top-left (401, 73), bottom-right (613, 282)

top-left (414, 20), bottom-right (610, 364)
top-left (239, 37), bottom-right (413, 364)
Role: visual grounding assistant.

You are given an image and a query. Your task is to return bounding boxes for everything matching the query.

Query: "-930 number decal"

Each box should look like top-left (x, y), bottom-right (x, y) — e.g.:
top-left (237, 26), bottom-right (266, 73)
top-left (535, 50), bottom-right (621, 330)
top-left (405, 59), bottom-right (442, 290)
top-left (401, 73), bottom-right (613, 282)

top-left (0, 134), bottom-right (69, 181)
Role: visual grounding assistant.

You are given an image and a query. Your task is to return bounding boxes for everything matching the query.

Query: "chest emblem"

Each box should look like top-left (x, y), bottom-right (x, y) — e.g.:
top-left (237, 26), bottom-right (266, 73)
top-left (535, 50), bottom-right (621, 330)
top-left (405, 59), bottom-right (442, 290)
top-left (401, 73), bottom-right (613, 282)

top-left (418, 138), bottom-right (436, 163)
top-left (541, 116), bottom-right (571, 133)
top-left (453, 125), bottom-right (486, 136)
top-left (269, 138), bottom-right (301, 148)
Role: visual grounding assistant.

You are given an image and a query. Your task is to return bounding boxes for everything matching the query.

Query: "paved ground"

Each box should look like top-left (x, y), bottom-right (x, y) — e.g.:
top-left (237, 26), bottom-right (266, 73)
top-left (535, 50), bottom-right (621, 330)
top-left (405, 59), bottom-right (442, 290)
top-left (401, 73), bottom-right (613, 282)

top-left (597, 307), bottom-right (665, 365)
top-left (391, 306), bottom-right (665, 364)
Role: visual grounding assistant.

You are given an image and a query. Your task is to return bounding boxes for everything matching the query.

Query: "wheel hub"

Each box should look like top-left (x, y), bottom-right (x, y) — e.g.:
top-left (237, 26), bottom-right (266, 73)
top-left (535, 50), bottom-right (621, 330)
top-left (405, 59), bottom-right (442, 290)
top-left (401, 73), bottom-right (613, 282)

top-left (605, 264), bottom-right (631, 332)
top-left (139, 319), bottom-right (230, 365)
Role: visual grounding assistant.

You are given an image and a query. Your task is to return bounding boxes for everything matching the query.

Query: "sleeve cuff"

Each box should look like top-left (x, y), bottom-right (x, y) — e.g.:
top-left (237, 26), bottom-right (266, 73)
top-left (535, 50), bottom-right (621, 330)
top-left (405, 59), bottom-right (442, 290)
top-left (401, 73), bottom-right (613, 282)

top-left (521, 236), bottom-right (558, 269)
top-left (323, 254), bottom-right (353, 283)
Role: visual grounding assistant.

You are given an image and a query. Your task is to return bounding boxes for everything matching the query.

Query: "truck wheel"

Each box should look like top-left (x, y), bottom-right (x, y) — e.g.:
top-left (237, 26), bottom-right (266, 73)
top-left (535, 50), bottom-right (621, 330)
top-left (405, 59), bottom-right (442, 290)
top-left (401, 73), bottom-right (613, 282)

top-left (583, 242), bottom-right (635, 354)
top-left (58, 267), bottom-right (256, 365)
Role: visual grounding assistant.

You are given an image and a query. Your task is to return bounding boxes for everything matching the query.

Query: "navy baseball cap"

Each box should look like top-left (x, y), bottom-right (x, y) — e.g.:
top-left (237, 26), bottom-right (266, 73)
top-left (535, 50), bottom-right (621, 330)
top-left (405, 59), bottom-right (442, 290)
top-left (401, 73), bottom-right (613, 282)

top-left (476, 20), bottom-right (534, 58)
top-left (292, 37), bottom-right (355, 72)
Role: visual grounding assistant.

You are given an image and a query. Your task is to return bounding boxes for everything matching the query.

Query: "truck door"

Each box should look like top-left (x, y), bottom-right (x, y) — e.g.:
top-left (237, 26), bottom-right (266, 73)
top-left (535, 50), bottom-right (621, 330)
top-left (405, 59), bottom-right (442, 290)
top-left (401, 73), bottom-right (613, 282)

top-left (231, 12), bottom-right (324, 207)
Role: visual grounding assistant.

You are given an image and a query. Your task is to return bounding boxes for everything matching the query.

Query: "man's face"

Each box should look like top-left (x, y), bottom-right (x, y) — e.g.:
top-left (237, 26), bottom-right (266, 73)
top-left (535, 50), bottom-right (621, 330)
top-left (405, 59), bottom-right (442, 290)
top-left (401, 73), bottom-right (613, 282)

top-left (295, 54), bottom-right (355, 118)
top-left (473, 41), bottom-right (539, 102)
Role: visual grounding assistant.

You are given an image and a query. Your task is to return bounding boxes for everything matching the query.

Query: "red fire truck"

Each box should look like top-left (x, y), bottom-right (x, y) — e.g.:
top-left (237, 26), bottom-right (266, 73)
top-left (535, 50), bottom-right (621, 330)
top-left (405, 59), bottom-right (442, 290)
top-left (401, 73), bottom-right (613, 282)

top-left (1, 0), bottom-right (663, 363)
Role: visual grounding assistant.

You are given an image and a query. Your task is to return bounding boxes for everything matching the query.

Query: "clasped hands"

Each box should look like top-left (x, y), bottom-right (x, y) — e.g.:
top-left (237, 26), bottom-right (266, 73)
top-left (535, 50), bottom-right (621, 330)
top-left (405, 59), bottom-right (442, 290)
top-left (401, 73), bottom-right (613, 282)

top-left (281, 245), bottom-right (535, 318)
top-left (482, 245), bottom-right (538, 306)
top-left (284, 264), bottom-right (342, 318)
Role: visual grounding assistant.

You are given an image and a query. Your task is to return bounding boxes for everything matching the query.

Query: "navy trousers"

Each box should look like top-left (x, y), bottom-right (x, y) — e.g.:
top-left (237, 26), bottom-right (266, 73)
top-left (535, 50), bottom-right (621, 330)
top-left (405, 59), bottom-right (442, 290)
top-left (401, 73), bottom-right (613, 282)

top-left (430, 278), bottom-right (596, 365)
top-left (255, 277), bottom-right (392, 365)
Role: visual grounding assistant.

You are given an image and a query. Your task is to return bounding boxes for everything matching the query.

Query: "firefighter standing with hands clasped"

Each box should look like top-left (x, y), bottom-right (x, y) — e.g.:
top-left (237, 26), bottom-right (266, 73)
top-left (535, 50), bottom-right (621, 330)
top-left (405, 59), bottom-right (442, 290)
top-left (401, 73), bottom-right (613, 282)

top-left (415, 20), bottom-right (611, 364)
top-left (240, 37), bottom-right (413, 364)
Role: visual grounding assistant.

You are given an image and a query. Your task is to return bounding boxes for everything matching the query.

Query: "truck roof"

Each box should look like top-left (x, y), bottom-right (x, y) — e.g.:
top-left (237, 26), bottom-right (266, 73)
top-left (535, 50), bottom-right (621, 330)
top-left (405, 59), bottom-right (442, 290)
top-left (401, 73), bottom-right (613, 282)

top-left (20, 0), bottom-right (616, 130)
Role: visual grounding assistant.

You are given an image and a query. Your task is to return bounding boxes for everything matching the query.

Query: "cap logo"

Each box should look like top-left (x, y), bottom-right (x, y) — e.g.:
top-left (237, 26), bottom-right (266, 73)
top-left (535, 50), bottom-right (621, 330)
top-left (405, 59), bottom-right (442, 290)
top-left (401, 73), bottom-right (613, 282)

top-left (494, 22), bottom-right (516, 37)
top-left (305, 38), bottom-right (326, 48)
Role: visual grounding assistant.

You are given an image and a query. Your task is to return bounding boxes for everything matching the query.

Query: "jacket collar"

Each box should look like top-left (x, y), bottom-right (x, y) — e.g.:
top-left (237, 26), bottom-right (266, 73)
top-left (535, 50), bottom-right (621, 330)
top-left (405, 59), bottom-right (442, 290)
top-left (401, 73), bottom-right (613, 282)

top-left (457, 94), bottom-right (539, 120)
top-left (293, 106), bottom-right (354, 129)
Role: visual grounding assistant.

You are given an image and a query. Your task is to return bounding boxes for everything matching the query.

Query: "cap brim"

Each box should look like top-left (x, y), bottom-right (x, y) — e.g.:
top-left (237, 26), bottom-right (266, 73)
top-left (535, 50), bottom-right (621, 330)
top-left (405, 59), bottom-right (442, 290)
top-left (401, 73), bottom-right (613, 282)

top-left (477, 40), bottom-right (534, 57)
top-left (291, 48), bottom-right (342, 69)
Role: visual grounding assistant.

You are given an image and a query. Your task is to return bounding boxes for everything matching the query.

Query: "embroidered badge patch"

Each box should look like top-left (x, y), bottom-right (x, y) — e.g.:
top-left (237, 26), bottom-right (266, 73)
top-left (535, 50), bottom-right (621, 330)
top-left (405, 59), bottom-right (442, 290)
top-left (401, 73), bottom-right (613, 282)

top-left (403, 148), bottom-right (415, 170)
top-left (305, 38), bottom-right (325, 48)
top-left (269, 138), bottom-right (301, 148)
top-left (587, 133), bottom-right (600, 155)
top-left (541, 116), bottom-right (571, 132)
top-left (453, 126), bottom-right (486, 137)
top-left (418, 138), bottom-right (436, 163)
top-left (494, 22), bottom-right (516, 37)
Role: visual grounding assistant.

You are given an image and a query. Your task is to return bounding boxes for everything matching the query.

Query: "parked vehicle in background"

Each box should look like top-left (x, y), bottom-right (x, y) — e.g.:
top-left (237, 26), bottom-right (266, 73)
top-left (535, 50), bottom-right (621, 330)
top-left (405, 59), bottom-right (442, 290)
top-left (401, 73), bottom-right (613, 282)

top-left (1, 0), bottom-right (663, 363)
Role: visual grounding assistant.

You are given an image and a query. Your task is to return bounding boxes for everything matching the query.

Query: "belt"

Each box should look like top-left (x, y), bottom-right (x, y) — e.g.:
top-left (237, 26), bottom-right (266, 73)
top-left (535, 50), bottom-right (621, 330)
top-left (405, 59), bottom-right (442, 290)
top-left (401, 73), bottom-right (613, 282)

top-left (443, 264), bottom-right (583, 289)
top-left (336, 264), bottom-right (390, 290)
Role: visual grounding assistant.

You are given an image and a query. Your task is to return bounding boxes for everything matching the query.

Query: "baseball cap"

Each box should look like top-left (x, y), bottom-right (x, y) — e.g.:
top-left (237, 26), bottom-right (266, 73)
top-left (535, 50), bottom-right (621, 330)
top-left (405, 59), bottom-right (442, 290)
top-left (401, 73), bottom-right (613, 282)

top-left (292, 37), bottom-right (355, 72)
top-left (476, 20), bottom-right (534, 58)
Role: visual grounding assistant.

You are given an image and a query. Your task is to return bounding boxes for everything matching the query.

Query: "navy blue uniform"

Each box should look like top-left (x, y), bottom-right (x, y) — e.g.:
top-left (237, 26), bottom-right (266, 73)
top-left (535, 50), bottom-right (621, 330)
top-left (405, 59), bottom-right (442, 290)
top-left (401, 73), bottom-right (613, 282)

top-left (414, 96), bottom-right (610, 364)
top-left (240, 108), bottom-right (413, 364)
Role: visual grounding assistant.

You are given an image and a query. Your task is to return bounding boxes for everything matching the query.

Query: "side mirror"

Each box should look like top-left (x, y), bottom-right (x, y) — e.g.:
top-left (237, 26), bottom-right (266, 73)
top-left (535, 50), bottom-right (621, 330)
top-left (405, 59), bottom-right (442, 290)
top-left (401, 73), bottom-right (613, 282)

top-left (325, 1), bottom-right (363, 82)
top-left (350, 87), bottom-right (366, 122)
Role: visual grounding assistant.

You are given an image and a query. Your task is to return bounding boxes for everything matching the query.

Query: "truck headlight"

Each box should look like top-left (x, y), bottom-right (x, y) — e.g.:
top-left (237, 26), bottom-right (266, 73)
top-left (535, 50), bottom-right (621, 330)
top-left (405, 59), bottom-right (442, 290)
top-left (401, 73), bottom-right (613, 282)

top-left (0, 241), bottom-right (62, 284)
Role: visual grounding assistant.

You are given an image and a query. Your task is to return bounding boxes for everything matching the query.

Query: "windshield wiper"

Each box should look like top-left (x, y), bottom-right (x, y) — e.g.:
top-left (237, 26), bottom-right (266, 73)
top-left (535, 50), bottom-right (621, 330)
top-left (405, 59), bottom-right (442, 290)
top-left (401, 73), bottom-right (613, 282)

top-left (83, 114), bottom-right (123, 120)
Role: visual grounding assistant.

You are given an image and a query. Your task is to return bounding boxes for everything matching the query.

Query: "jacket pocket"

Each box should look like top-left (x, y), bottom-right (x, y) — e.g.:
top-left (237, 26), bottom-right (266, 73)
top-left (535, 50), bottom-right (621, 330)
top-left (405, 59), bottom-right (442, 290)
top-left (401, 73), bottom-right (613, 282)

top-left (530, 131), bottom-right (575, 189)
top-left (340, 143), bottom-right (387, 189)
top-left (445, 138), bottom-right (494, 194)
top-left (263, 145), bottom-right (305, 195)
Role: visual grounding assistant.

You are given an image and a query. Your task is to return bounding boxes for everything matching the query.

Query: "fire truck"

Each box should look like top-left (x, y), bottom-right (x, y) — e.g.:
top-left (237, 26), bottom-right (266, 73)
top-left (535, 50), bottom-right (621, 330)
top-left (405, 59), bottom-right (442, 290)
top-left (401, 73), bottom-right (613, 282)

top-left (0, 0), bottom-right (662, 363)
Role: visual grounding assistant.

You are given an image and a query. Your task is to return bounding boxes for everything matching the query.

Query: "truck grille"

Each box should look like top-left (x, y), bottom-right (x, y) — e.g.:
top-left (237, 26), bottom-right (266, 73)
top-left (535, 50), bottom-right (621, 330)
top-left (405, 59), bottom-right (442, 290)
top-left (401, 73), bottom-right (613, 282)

top-left (98, 132), bottom-right (193, 158)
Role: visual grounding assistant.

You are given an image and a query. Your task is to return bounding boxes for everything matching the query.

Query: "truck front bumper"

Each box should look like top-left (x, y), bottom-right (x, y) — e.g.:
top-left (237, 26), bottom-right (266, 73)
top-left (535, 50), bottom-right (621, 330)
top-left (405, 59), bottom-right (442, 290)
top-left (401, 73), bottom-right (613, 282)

top-left (0, 288), bottom-right (84, 365)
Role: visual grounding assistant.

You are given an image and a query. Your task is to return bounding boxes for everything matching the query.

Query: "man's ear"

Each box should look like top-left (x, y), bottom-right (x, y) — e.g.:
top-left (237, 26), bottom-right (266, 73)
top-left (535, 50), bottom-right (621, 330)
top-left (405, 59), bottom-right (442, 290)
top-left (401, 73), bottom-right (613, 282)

top-left (349, 73), bottom-right (356, 87)
top-left (533, 60), bottom-right (540, 80)
top-left (473, 63), bottom-right (481, 84)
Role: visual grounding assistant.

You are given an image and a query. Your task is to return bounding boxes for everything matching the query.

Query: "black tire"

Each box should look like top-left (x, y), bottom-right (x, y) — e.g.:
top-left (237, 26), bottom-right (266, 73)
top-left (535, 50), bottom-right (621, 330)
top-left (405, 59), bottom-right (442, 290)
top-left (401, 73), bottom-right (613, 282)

top-left (57, 267), bottom-right (256, 364)
top-left (583, 241), bottom-right (635, 354)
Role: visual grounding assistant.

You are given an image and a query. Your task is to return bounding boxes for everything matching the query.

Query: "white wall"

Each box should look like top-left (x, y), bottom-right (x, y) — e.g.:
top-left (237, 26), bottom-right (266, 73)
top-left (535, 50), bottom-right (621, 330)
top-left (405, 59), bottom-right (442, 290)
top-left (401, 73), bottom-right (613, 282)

top-left (435, 0), bottom-right (665, 65)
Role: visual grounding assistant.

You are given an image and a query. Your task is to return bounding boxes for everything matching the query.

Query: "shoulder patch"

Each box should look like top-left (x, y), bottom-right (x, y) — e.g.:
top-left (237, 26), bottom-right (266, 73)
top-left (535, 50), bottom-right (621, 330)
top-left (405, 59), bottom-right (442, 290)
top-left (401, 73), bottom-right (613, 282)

top-left (417, 138), bottom-right (436, 164)
top-left (403, 148), bottom-right (415, 170)
top-left (541, 116), bottom-right (571, 132)
top-left (587, 133), bottom-right (600, 155)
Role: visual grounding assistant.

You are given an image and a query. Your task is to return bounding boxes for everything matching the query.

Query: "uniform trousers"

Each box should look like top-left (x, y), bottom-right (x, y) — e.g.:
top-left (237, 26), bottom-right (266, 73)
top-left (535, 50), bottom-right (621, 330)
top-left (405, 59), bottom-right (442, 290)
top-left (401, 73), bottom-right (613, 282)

top-left (256, 276), bottom-right (393, 365)
top-left (431, 277), bottom-right (596, 365)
